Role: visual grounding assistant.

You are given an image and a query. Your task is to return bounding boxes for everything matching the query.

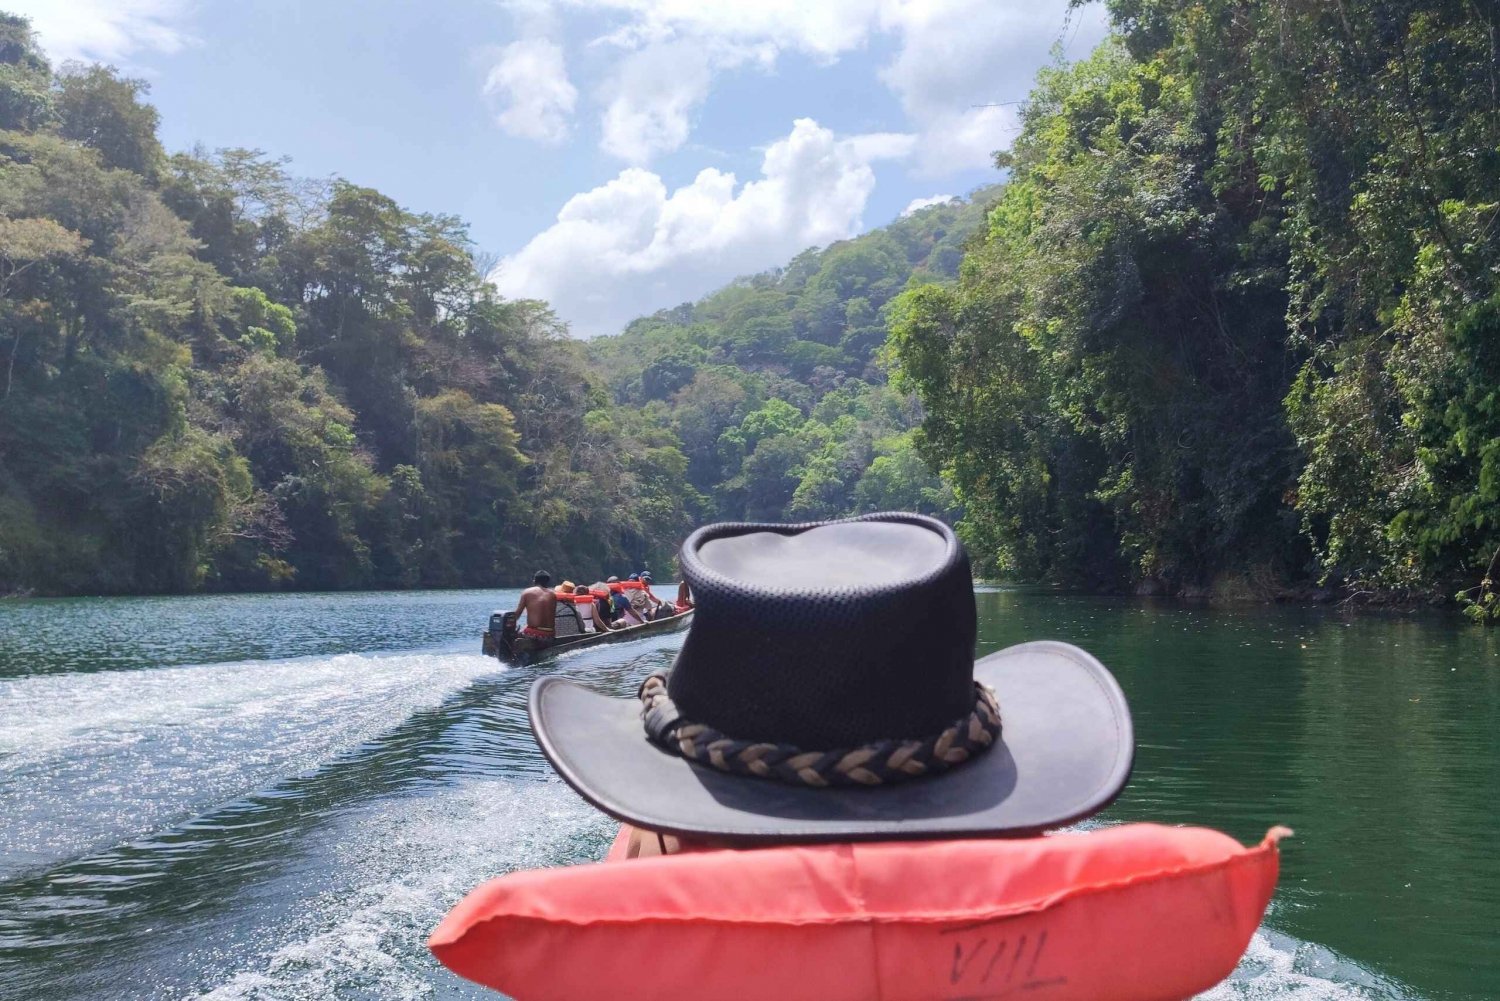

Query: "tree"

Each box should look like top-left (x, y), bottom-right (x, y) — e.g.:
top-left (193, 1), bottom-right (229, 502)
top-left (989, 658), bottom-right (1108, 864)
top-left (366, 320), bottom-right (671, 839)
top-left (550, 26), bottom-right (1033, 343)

top-left (55, 64), bottom-right (163, 177)
top-left (0, 13), bottom-right (52, 132)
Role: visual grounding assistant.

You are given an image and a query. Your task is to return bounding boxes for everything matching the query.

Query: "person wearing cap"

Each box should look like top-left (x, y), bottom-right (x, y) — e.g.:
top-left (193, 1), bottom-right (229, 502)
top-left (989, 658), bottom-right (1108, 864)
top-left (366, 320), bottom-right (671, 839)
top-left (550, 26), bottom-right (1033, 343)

top-left (528, 513), bottom-right (1133, 856)
top-left (610, 575), bottom-right (648, 626)
top-left (624, 571), bottom-right (664, 620)
top-left (639, 572), bottom-right (676, 620)
top-left (513, 571), bottom-right (557, 642)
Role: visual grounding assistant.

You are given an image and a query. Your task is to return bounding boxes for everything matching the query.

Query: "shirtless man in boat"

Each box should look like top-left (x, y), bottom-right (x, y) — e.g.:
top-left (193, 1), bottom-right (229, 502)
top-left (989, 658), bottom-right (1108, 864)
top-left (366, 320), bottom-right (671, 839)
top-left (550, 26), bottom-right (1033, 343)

top-left (513, 571), bottom-right (557, 642)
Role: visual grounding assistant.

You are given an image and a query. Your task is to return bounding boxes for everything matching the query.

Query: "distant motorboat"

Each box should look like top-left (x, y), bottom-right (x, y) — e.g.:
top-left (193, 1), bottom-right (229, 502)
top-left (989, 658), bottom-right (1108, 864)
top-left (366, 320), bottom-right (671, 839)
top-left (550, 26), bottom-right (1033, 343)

top-left (482, 607), bottom-right (693, 665)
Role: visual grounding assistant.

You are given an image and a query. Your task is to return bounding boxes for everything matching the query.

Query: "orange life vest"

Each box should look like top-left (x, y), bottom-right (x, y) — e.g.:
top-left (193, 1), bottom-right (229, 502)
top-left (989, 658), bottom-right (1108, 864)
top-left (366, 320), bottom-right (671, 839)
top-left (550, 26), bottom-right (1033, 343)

top-left (430, 822), bottom-right (1286, 1001)
top-left (554, 592), bottom-right (594, 606)
top-left (619, 580), bottom-right (645, 590)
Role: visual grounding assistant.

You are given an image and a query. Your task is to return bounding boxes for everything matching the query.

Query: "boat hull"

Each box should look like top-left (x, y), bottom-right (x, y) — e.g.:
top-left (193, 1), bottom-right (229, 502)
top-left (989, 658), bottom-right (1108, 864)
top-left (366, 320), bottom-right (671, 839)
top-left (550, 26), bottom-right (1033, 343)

top-left (483, 609), bottom-right (693, 665)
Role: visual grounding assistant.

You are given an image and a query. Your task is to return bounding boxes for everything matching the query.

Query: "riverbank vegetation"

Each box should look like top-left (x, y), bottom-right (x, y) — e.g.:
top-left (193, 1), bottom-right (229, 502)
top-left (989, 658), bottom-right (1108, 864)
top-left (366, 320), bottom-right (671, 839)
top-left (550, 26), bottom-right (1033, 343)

top-left (889, 0), bottom-right (1500, 617)
top-left (0, 12), bottom-right (976, 595)
top-left (4, 1), bottom-right (1499, 616)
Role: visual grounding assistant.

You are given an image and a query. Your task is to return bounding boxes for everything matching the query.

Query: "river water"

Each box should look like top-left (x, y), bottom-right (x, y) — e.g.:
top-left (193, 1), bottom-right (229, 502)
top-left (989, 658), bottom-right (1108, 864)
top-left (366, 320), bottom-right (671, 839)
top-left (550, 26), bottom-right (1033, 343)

top-left (0, 588), bottom-right (1494, 1000)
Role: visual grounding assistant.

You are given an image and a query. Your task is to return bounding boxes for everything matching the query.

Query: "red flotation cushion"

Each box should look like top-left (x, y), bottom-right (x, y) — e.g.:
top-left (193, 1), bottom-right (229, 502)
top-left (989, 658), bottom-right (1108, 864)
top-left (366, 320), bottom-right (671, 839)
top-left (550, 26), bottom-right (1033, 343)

top-left (430, 823), bottom-right (1287, 1001)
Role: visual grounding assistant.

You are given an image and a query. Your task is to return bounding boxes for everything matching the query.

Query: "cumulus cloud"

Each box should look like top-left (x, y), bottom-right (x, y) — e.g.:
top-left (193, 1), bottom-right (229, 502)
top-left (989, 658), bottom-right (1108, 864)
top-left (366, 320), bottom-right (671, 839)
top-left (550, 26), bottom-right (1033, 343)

top-left (901, 193), bottom-right (956, 216)
top-left (599, 41), bottom-right (714, 163)
top-left (492, 118), bottom-right (912, 336)
top-left (484, 38), bottom-right (579, 143)
top-left (8, 0), bottom-right (194, 65)
top-left (580, 0), bottom-right (879, 61)
top-left (877, 0), bottom-right (1105, 171)
top-left (542, 0), bottom-right (1106, 168)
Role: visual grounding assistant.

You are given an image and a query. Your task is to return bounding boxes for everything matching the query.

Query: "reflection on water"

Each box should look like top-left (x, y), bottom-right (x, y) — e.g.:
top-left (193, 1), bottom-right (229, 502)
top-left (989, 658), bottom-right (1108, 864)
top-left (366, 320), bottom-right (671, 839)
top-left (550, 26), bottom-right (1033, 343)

top-left (0, 589), bottom-right (1493, 1000)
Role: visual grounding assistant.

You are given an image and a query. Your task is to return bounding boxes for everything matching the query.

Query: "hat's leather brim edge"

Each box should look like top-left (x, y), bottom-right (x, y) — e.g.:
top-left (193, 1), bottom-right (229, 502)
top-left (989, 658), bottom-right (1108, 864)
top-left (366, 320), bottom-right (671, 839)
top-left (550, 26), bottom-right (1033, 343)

top-left (529, 640), bottom-right (1134, 844)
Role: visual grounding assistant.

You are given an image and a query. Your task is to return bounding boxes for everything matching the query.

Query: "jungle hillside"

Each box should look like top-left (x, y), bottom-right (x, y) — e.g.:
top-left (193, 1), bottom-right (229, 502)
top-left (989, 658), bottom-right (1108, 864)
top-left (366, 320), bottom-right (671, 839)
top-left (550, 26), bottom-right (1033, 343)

top-left (4, 0), bottom-right (1500, 618)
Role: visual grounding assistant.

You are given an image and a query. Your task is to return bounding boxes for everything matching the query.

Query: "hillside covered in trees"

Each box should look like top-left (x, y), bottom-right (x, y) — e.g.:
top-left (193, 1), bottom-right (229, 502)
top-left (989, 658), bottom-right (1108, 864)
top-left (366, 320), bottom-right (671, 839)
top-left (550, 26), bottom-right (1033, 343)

top-left (0, 11), bottom-right (986, 596)
top-left (888, 0), bottom-right (1500, 616)
top-left (7, 0), bottom-right (1500, 617)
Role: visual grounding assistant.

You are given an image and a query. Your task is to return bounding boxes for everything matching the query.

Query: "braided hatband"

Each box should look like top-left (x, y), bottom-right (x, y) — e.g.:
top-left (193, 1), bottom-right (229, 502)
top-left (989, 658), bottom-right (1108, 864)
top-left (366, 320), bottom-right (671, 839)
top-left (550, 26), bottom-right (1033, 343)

top-left (638, 674), bottom-right (1001, 788)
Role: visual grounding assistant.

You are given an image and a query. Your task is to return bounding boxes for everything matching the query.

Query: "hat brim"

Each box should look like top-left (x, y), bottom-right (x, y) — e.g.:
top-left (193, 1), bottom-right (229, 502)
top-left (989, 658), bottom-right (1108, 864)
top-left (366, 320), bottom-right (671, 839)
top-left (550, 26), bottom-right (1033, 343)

top-left (529, 641), bottom-right (1133, 843)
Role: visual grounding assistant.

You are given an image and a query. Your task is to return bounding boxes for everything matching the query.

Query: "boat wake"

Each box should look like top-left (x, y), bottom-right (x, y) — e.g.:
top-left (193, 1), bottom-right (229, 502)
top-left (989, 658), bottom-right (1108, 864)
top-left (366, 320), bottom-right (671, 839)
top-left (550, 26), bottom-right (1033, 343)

top-left (0, 647), bottom-right (499, 878)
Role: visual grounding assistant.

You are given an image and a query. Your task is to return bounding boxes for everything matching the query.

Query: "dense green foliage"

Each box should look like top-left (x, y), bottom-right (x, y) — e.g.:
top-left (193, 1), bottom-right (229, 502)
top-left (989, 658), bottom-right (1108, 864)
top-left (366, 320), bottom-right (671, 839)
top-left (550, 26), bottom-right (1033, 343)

top-left (0, 13), bottom-right (980, 595)
top-left (0, 16), bottom-right (698, 593)
top-left (13, 1), bottom-right (1495, 611)
top-left (585, 197), bottom-right (992, 526)
top-left (889, 0), bottom-right (1500, 612)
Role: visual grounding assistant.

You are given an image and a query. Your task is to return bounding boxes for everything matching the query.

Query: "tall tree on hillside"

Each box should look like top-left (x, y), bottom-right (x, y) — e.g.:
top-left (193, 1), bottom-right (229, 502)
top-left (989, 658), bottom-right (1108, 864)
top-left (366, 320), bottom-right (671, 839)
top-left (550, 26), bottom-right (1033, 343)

top-left (0, 13), bottom-right (51, 132)
top-left (55, 64), bottom-right (163, 177)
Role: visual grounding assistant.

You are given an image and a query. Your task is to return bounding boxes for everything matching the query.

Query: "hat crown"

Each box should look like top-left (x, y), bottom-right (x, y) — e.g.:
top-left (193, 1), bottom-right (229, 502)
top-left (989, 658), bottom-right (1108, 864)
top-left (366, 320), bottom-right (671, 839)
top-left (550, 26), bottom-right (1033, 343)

top-left (669, 513), bottom-right (977, 749)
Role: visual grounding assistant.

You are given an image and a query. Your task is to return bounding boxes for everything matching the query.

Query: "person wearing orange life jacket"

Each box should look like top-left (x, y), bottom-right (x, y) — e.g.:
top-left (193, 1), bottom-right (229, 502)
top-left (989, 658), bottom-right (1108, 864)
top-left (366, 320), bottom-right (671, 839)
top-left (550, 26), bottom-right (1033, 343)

top-left (621, 572), bottom-right (665, 620)
top-left (553, 582), bottom-right (609, 634)
top-left (609, 575), bottom-right (647, 626)
top-left (549, 582), bottom-right (584, 638)
top-left (570, 587), bottom-right (601, 633)
top-left (432, 514), bottom-right (1285, 1001)
top-left (586, 583), bottom-right (625, 629)
top-left (637, 571), bottom-right (678, 620)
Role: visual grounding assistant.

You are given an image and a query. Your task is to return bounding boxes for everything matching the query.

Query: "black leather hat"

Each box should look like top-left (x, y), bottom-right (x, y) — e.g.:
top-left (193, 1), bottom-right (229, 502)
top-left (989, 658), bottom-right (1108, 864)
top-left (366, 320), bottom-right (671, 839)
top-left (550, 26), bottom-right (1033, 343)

top-left (530, 513), bottom-right (1133, 843)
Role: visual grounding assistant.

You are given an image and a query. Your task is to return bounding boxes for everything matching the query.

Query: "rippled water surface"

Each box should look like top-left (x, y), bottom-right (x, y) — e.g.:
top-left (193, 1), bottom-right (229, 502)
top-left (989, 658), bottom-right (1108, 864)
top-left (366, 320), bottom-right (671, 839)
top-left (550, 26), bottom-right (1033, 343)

top-left (0, 588), bottom-right (1494, 999)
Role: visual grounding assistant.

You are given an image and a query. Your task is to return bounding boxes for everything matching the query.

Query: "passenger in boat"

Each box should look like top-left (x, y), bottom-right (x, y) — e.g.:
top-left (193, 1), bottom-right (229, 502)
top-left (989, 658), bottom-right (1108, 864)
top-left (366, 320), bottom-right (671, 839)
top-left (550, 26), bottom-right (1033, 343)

top-left (573, 587), bottom-right (600, 633)
top-left (514, 571), bottom-right (557, 641)
top-left (552, 582), bottom-right (584, 638)
top-left (590, 584), bottom-right (627, 629)
top-left (675, 580), bottom-right (693, 612)
top-left (639, 571), bottom-right (678, 620)
top-left (625, 572), bottom-right (663, 620)
top-left (608, 576), bottom-right (646, 626)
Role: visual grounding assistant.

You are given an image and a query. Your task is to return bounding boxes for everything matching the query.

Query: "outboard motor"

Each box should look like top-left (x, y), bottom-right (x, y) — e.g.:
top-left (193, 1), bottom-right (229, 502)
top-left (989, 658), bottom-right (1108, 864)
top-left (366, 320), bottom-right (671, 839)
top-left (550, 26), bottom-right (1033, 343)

top-left (482, 610), bottom-right (518, 657)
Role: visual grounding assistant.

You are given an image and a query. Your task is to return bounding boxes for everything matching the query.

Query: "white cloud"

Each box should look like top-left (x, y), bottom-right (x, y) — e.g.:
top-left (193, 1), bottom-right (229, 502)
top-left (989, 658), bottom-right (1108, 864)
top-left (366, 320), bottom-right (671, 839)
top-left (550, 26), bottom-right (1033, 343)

top-left (900, 193), bottom-right (956, 216)
top-left (537, 0), bottom-right (1106, 170)
top-left (484, 38), bottom-right (579, 144)
top-left (577, 0), bottom-right (879, 61)
top-left (599, 41), bottom-right (714, 163)
top-left (912, 105), bottom-right (1020, 175)
top-left (492, 118), bottom-right (912, 336)
top-left (8, 0), bottom-right (195, 65)
top-left (876, 0), bottom-right (1105, 171)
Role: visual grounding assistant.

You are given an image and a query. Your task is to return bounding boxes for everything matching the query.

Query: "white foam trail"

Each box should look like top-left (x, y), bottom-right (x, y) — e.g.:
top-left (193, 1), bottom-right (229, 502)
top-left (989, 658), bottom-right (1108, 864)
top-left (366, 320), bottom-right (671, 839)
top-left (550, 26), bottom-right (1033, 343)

top-left (1201, 928), bottom-right (1417, 999)
top-left (0, 650), bottom-right (500, 875)
top-left (195, 778), bottom-right (610, 1000)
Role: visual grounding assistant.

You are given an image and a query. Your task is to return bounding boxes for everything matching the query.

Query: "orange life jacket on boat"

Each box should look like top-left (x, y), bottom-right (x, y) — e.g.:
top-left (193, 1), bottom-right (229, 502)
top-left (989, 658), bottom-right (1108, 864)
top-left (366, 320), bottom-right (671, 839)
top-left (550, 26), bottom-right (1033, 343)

top-left (554, 592), bottom-right (598, 632)
top-left (429, 822), bottom-right (1286, 1001)
top-left (618, 580), bottom-right (645, 591)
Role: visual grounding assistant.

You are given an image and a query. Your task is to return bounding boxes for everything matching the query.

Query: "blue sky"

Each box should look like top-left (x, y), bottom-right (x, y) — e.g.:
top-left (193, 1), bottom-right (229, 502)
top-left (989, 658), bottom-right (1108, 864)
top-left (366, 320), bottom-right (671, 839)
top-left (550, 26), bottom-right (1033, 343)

top-left (16, 0), bottom-right (1109, 336)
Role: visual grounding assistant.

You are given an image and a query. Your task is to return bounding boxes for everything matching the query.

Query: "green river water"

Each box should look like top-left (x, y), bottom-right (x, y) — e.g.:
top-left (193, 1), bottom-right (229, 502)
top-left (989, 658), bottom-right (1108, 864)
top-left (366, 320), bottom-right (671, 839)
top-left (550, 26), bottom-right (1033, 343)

top-left (0, 588), bottom-right (1494, 999)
